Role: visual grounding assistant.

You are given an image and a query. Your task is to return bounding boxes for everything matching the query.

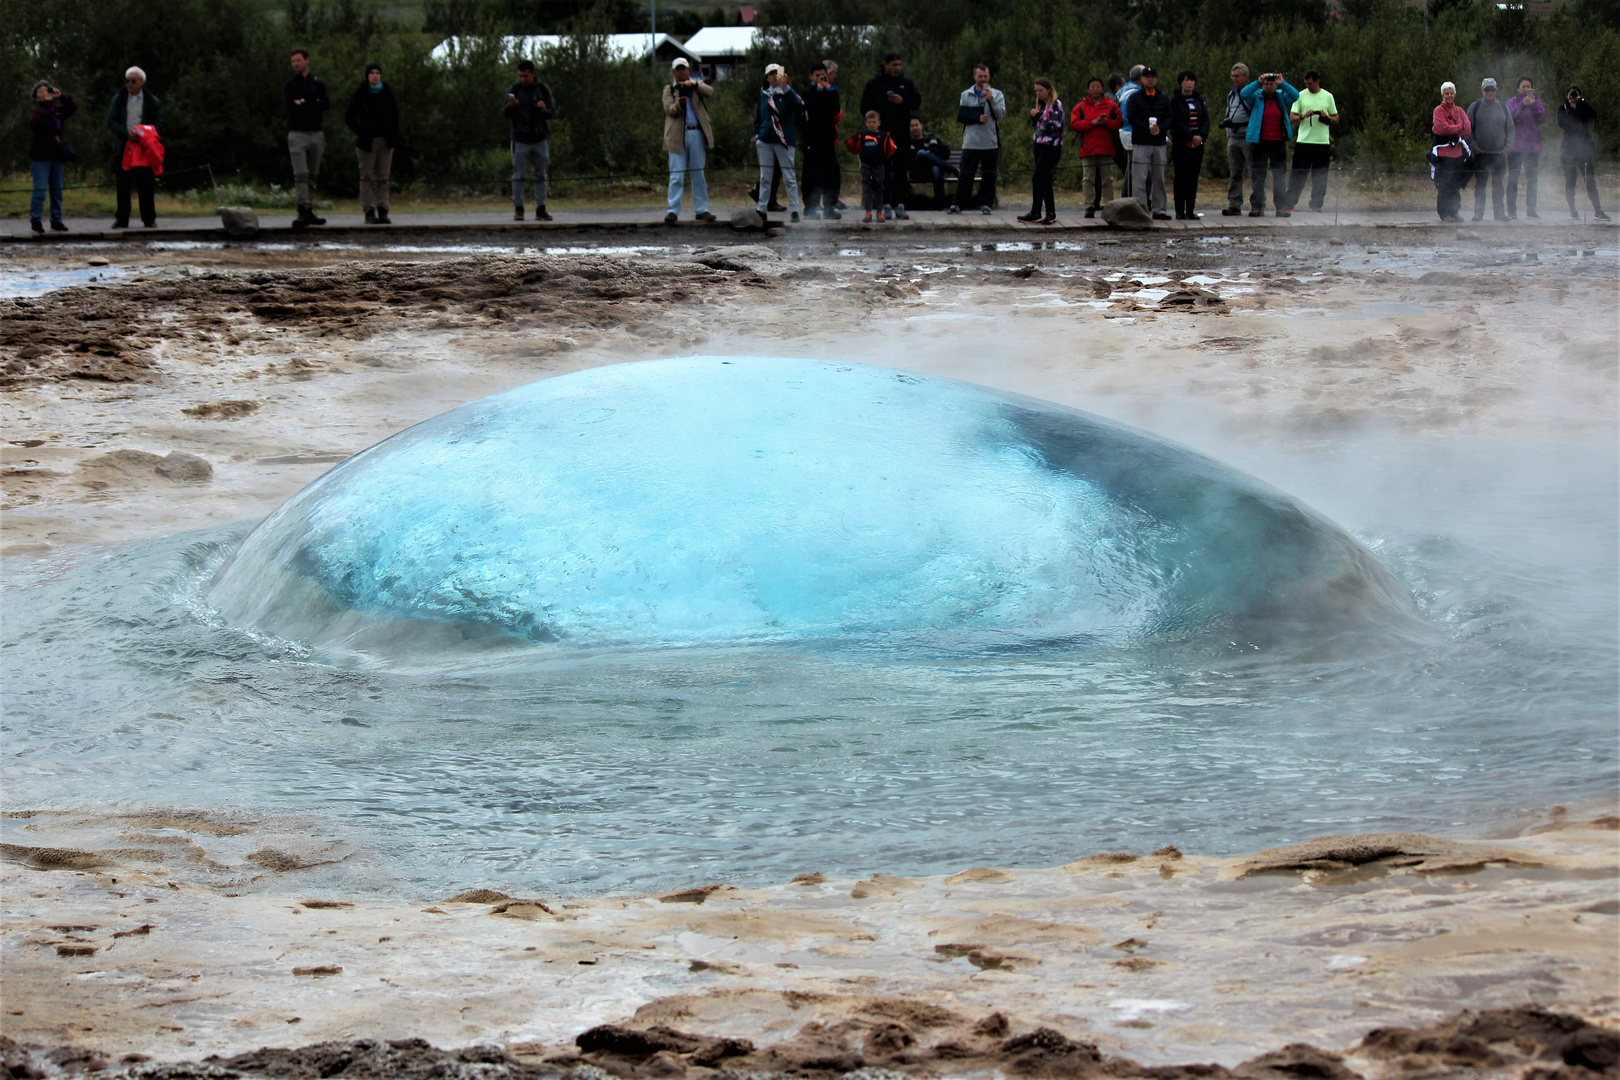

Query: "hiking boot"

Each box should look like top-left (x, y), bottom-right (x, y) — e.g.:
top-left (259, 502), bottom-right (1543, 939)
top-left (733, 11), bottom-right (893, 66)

top-left (376, 208), bottom-right (391, 225)
top-left (30, 219), bottom-right (43, 234)
top-left (1248, 209), bottom-right (1263, 217)
top-left (1084, 208), bottom-right (1096, 218)
top-left (790, 211), bottom-right (800, 223)
top-left (534, 207), bottom-right (553, 221)
top-left (695, 211), bottom-right (717, 222)
top-left (1222, 207), bottom-right (1242, 216)
top-left (665, 211), bottom-right (678, 224)
top-left (364, 208), bottom-right (378, 224)
top-left (1274, 210), bottom-right (1290, 218)
top-left (513, 206), bottom-right (524, 221)
top-left (50, 220), bottom-right (68, 232)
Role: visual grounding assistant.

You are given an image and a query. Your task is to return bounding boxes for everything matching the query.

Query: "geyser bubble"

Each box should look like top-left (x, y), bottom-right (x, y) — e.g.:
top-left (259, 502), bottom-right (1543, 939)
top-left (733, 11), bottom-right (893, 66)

top-left (207, 357), bottom-right (1417, 657)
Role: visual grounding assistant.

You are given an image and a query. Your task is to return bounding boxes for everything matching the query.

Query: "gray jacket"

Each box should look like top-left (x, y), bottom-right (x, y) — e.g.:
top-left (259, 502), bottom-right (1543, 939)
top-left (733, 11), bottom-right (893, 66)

top-left (1466, 97), bottom-right (1515, 153)
top-left (959, 86), bottom-right (1006, 150)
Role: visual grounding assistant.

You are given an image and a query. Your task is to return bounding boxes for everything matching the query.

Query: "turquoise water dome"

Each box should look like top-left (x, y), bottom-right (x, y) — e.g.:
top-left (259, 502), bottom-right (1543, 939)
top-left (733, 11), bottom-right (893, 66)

top-left (208, 357), bottom-right (1414, 655)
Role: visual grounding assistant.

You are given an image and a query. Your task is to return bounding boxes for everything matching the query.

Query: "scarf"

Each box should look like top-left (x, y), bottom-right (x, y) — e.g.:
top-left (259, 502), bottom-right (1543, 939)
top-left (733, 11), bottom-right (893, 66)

top-left (766, 86), bottom-right (786, 144)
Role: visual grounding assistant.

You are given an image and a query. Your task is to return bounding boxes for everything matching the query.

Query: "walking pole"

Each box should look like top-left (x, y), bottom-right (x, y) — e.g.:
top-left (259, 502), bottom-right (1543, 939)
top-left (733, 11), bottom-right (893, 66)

top-left (1334, 165), bottom-right (1339, 226)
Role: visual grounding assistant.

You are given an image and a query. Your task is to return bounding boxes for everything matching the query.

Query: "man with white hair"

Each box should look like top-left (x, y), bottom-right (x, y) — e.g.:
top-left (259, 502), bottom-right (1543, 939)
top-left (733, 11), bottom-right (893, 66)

top-left (1220, 62), bottom-right (1252, 215)
top-left (104, 65), bottom-right (162, 228)
top-left (663, 58), bottom-right (716, 225)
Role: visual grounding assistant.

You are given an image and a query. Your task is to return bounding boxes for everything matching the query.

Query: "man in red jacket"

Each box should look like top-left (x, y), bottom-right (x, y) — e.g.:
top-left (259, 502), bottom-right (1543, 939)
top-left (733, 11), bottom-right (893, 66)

top-left (1070, 77), bottom-right (1123, 218)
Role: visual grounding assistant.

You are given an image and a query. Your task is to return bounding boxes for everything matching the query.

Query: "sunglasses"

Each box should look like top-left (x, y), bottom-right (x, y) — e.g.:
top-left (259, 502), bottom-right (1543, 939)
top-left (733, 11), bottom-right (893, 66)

top-left (125, 78), bottom-right (141, 84)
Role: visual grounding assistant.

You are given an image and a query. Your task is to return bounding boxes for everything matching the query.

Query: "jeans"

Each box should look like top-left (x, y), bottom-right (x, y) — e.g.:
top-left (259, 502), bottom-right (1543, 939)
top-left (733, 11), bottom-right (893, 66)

top-left (1564, 156), bottom-right (1603, 215)
top-left (1285, 142), bottom-right (1331, 210)
top-left (287, 130), bottom-right (325, 211)
top-left (667, 127), bottom-right (709, 214)
top-left (1172, 142), bottom-right (1204, 216)
top-left (1226, 134), bottom-right (1250, 209)
top-left (1506, 150), bottom-right (1538, 216)
top-left (358, 137), bottom-right (393, 211)
top-left (512, 139), bottom-right (549, 208)
top-left (1130, 142), bottom-right (1167, 214)
top-left (954, 148), bottom-right (998, 209)
top-left (30, 160), bottom-right (65, 224)
top-left (1029, 143), bottom-right (1061, 217)
top-left (755, 141), bottom-right (800, 214)
top-left (115, 164), bottom-right (156, 226)
top-left (1249, 139), bottom-right (1287, 211)
top-left (1080, 154), bottom-right (1114, 208)
top-left (860, 162), bottom-right (886, 211)
top-left (1433, 154), bottom-right (1466, 220)
top-left (912, 150), bottom-right (950, 207)
top-left (1472, 152), bottom-right (1507, 218)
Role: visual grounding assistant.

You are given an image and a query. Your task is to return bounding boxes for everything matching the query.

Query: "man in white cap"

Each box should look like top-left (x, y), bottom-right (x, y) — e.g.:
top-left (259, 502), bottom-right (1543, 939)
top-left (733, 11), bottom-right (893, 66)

top-left (663, 58), bottom-right (716, 224)
top-left (1466, 77), bottom-right (1515, 221)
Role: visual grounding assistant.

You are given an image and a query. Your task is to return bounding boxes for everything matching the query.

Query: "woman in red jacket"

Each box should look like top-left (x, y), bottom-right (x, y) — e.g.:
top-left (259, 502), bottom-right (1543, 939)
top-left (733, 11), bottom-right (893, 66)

top-left (1069, 77), bottom-right (1123, 218)
top-left (1431, 81), bottom-right (1472, 222)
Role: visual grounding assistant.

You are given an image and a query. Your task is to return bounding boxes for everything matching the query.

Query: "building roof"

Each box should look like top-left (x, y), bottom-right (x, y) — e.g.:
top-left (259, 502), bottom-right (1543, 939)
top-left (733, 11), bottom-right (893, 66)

top-left (430, 33), bottom-right (700, 66)
top-left (681, 26), bottom-right (761, 59)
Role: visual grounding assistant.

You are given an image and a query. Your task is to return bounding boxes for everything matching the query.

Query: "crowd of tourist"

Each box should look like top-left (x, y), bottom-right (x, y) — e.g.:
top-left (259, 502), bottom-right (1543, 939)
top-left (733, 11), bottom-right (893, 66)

top-left (22, 48), bottom-right (1613, 231)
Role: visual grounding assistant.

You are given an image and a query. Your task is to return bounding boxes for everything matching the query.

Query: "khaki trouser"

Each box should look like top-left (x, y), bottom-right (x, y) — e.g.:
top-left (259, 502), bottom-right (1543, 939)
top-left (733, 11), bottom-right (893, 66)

top-left (1081, 154), bottom-right (1114, 208)
top-left (287, 130), bottom-right (325, 210)
top-left (357, 137), bottom-right (392, 210)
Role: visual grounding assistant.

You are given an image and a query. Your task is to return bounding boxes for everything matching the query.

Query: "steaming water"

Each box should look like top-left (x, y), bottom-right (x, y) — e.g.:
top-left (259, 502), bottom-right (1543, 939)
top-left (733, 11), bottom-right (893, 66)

top-left (2, 374), bottom-right (1615, 897)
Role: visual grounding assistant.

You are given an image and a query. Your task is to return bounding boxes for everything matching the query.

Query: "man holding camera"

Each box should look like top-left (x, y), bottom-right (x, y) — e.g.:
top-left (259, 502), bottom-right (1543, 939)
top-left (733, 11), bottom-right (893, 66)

top-left (1285, 70), bottom-right (1337, 212)
top-left (664, 58), bottom-right (717, 225)
top-left (1557, 85), bottom-right (1609, 220)
top-left (1124, 66), bottom-right (1171, 220)
top-left (504, 60), bottom-right (555, 221)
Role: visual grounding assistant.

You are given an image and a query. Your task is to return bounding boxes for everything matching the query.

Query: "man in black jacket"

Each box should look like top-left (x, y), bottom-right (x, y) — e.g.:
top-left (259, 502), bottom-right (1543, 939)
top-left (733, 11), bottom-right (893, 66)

top-left (105, 66), bottom-right (161, 228)
top-left (284, 48), bottom-right (330, 227)
top-left (801, 63), bottom-right (842, 219)
top-left (344, 63), bottom-right (400, 224)
top-left (504, 60), bottom-right (556, 221)
top-left (860, 54), bottom-right (921, 215)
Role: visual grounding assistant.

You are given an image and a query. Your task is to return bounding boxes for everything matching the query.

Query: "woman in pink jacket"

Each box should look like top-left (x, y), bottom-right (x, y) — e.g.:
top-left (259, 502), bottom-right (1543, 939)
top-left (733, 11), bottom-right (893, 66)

top-left (1432, 81), bottom-right (1472, 222)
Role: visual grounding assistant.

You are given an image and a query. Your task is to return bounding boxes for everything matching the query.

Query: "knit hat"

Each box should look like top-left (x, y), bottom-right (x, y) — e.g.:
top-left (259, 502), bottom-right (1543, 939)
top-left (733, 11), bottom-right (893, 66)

top-left (1481, 77), bottom-right (1497, 90)
top-left (365, 62), bottom-right (381, 75)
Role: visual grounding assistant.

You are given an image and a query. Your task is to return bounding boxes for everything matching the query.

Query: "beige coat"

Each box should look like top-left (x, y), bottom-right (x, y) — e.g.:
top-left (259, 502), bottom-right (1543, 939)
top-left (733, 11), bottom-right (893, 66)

top-left (663, 78), bottom-right (714, 152)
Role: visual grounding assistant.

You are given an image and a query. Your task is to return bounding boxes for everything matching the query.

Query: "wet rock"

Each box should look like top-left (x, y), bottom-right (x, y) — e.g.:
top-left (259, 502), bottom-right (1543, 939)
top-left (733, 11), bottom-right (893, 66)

top-left (445, 889), bottom-right (512, 903)
top-left (156, 452), bottom-right (213, 482)
top-left (730, 208), bottom-right (765, 231)
top-left (1229, 833), bottom-right (1537, 878)
top-left (0, 842), bottom-right (106, 870)
top-left (1357, 1007), bottom-right (1617, 1077)
top-left (219, 207), bottom-right (260, 237)
top-left (850, 873), bottom-right (919, 899)
top-left (655, 884), bottom-right (734, 905)
top-left (1101, 198), bottom-right (1155, 228)
top-left (182, 400), bottom-right (259, 420)
top-left (1236, 1043), bottom-right (1359, 1080)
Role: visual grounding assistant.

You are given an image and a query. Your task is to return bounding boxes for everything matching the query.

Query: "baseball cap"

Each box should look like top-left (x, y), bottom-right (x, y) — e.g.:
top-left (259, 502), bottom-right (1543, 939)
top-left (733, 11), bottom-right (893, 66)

top-left (764, 63), bottom-right (785, 77)
top-left (1481, 77), bottom-right (1497, 90)
top-left (671, 57), bottom-right (690, 69)
top-left (1140, 65), bottom-right (1158, 77)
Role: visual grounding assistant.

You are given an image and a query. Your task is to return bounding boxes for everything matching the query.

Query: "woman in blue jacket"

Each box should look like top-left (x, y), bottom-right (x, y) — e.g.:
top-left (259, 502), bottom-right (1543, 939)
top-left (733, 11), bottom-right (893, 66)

top-left (1238, 72), bottom-right (1298, 216)
top-left (754, 64), bottom-right (805, 221)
